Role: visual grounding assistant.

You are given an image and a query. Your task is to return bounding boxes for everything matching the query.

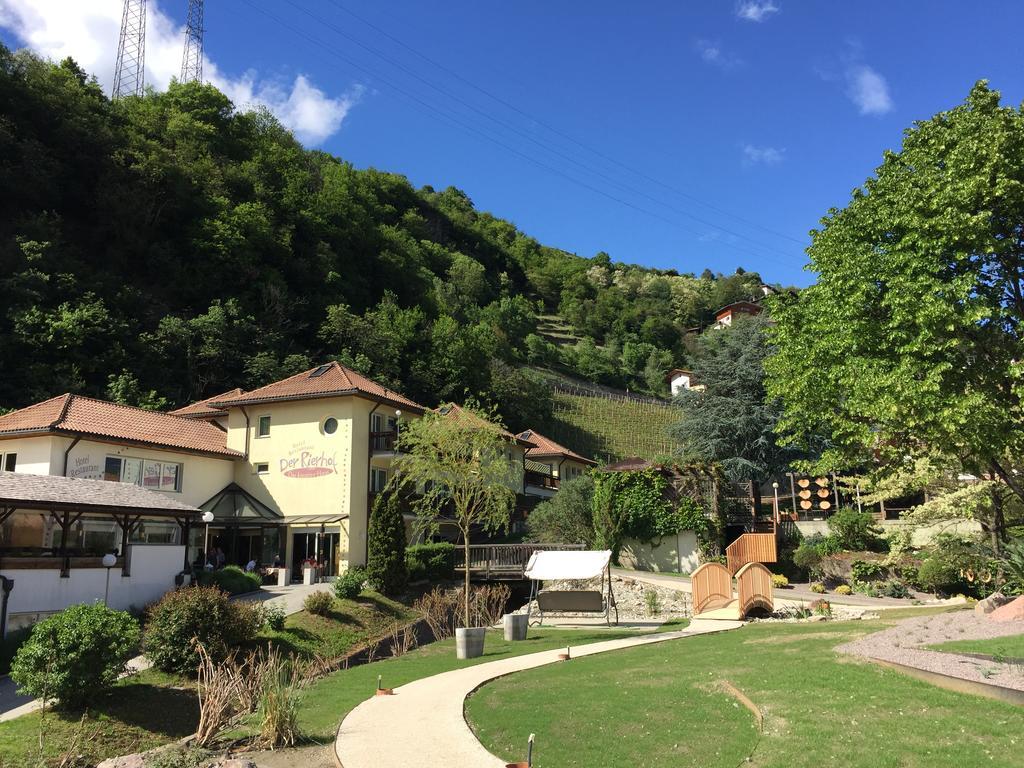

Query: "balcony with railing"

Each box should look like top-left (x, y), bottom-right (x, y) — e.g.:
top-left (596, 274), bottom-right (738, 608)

top-left (369, 429), bottom-right (399, 454)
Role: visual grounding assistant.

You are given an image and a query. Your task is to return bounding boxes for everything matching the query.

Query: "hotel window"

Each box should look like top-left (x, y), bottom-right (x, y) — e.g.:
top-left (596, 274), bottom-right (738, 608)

top-left (370, 413), bottom-right (384, 433)
top-left (1, 452), bottom-right (15, 471)
top-left (105, 456), bottom-right (181, 492)
top-left (255, 462), bottom-right (269, 475)
top-left (257, 415), bottom-right (271, 437)
top-left (370, 468), bottom-right (388, 493)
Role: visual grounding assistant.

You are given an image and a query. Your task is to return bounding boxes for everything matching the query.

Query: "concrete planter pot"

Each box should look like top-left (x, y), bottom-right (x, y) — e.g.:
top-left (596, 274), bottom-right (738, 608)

top-left (455, 627), bottom-right (486, 659)
top-left (503, 613), bottom-right (528, 641)
top-left (302, 566), bottom-right (318, 585)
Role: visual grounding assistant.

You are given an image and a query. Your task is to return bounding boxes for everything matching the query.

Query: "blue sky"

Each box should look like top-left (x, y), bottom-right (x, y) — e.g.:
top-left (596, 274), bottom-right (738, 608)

top-left (3, 2), bottom-right (1023, 286)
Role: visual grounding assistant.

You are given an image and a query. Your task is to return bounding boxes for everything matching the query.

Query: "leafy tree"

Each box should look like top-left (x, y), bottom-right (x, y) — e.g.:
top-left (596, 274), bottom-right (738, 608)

top-left (365, 491), bottom-right (409, 595)
top-left (393, 404), bottom-right (519, 627)
top-left (525, 474), bottom-right (595, 545)
top-left (672, 315), bottom-right (800, 486)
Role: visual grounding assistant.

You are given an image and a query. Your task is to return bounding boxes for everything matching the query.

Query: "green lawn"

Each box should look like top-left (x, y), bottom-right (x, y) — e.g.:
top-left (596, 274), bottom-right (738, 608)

top-left (466, 614), bottom-right (1023, 768)
top-left (276, 625), bottom-right (677, 743)
top-left (254, 592), bottom-right (418, 659)
top-left (0, 669), bottom-right (196, 768)
top-left (0, 591), bottom-right (417, 768)
top-left (927, 633), bottom-right (1024, 661)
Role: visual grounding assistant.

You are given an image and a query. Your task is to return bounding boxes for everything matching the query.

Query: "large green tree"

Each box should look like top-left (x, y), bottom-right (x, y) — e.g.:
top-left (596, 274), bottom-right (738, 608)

top-left (672, 315), bottom-right (799, 486)
top-left (766, 82), bottom-right (1024, 535)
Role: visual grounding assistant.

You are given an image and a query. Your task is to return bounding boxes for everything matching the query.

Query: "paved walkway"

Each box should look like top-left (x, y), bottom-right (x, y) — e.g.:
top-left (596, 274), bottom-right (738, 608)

top-left (0, 583), bottom-right (328, 722)
top-left (335, 618), bottom-right (744, 768)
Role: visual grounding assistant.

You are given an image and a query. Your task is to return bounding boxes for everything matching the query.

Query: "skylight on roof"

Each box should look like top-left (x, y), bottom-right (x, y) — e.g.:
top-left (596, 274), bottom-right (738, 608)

top-left (309, 364), bottom-right (332, 379)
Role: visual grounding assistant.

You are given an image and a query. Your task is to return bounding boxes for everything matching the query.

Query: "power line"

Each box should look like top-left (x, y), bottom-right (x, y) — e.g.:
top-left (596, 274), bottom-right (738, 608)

top-left (279, 0), bottom-right (800, 263)
top-left (236, 0), bottom-right (804, 268)
top-left (324, 0), bottom-right (808, 249)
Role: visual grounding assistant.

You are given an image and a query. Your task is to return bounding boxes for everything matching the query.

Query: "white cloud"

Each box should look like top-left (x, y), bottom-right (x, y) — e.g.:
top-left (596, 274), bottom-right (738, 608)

top-left (736, 2), bottom-right (779, 22)
top-left (694, 39), bottom-right (743, 70)
top-left (742, 144), bottom-right (784, 165)
top-left (845, 65), bottom-right (893, 115)
top-left (0, 0), bottom-right (360, 144)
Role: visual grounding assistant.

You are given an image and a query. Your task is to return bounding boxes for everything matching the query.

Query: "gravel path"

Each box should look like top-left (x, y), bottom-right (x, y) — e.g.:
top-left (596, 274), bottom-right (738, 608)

top-left (839, 611), bottom-right (1024, 691)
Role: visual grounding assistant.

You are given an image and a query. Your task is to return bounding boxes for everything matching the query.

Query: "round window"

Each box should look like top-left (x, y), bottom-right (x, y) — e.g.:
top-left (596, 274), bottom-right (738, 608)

top-left (322, 417), bottom-right (339, 435)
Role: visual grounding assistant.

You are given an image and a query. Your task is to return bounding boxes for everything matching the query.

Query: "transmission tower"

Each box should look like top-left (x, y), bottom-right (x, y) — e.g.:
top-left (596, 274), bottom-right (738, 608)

top-left (180, 0), bottom-right (204, 84)
top-left (112, 0), bottom-right (147, 99)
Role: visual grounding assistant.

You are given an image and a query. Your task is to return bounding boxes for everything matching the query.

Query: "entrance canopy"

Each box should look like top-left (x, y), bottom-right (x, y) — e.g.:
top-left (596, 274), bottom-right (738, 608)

top-left (285, 513), bottom-right (349, 526)
top-left (524, 549), bottom-right (611, 581)
top-left (200, 483), bottom-right (281, 523)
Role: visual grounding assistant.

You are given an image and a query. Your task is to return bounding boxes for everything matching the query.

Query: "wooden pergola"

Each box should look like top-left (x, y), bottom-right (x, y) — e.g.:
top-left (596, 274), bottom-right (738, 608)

top-left (0, 471), bottom-right (201, 577)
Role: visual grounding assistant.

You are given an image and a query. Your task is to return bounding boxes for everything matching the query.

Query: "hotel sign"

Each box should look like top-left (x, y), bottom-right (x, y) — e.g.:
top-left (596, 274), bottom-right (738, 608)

top-left (279, 442), bottom-right (338, 478)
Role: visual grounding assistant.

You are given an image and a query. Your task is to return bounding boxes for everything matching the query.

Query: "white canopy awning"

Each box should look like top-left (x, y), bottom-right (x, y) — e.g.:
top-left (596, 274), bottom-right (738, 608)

top-left (524, 549), bottom-right (612, 581)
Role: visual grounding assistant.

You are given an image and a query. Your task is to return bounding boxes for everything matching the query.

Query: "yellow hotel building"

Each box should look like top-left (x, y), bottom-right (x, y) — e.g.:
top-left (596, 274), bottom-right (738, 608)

top-left (0, 362), bottom-right (593, 583)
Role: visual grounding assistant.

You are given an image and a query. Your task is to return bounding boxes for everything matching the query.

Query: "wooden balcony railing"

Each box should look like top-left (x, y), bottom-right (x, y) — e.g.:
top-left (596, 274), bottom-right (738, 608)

top-left (370, 430), bottom-right (398, 453)
top-left (525, 470), bottom-right (559, 490)
top-left (454, 542), bottom-right (584, 579)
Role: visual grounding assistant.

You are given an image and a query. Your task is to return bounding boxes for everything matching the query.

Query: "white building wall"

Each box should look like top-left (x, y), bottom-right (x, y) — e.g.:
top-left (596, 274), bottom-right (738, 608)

top-left (619, 531), bottom-right (700, 575)
top-left (2, 544), bottom-right (186, 630)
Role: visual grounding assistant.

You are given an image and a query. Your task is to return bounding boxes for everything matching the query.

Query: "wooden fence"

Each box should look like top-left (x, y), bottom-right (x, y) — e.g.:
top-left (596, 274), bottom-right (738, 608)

top-left (454, 543), bottom-right (584, 580)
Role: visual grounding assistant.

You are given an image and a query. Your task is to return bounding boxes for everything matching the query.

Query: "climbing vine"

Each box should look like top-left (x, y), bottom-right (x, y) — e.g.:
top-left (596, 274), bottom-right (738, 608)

top-left (592, 468), bottom-right (714, 563)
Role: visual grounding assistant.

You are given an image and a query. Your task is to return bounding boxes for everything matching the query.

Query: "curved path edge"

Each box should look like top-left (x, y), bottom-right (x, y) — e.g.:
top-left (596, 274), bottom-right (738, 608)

top-left (335, 618), bottom-right (744, 768)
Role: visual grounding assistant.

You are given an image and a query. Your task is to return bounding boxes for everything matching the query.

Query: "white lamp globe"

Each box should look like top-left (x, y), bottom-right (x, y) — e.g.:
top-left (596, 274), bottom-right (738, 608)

top-left (102, 553), bottom-right (117, 568)
top-left (201, 511), bottom-right (215, 524)
top-left (395, 409), bottom-right (402, 418)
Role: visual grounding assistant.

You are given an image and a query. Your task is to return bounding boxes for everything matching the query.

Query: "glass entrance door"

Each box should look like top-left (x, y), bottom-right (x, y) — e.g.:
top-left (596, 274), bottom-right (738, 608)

top-left (291, 530), bottom-right (340, 580)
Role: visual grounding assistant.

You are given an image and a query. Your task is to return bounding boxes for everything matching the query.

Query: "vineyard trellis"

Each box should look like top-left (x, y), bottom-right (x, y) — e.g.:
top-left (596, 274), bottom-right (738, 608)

top-left (547, 385), bottom-right (682, 463)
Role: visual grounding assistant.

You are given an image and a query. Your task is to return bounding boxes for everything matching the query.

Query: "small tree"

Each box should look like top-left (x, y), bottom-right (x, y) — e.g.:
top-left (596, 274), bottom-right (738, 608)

top-left (394, 403), bottom-right (520, 628)
top-left (11, 603), bottom-right (140, 709)
top-left (366, 491), bottom-right (409, 595)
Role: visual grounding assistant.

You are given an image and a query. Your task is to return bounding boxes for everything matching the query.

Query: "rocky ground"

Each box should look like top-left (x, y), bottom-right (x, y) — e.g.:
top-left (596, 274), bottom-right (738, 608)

top-left (838, 609), bottom-right (1024, 691)
top-left (515, 575), bottom-right (693, 622)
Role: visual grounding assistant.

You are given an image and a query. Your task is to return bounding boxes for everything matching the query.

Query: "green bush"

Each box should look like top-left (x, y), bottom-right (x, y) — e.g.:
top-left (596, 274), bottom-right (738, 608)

top-left (11, 603), bottom-right (140, 709)
top-left (881, 579), bottom-right (911, 599)
top-left (850, 559), bottom-right (888, 584)
top-left (303, 590), bottom-right (334, 616)
top-left (144, 586), bottom-right (261, 674)
top-left (827, 508), bottom-right (884, 551)
top-left (0, 625), bottom-right (31, 676)
top-left (809, 582), bottom-right (826, 594)
top-left (194, 565), bottom-right (261, 595)
top-left (834, 584), bottom-right (853, 595)
top-left (771, 573), bottom-right (790, 588)
top-left (792, 542), bottom-right (823, 577)
top-left (406, 542), bottom-right (456, 582)
top-left (916, 556), bottom-right (961, 596)
top-left (264, 604), bottom-right (286, 631)
top-left (366, 493), bottom-right (409, 595)
top-left (332, 567), bottom-right (366, 600)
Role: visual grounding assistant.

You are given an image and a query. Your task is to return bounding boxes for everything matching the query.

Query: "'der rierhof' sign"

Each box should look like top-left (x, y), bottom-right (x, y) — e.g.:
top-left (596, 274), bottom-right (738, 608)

top-left (280, 441), bottom-right (338, 478)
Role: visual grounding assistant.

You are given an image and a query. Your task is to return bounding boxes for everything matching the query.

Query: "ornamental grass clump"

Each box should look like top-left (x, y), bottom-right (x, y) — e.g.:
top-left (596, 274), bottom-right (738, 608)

top-left (10, 603), bottom-right (140, 709)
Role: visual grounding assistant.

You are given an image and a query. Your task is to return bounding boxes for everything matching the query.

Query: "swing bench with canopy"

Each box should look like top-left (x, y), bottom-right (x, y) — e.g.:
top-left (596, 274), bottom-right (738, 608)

top-left (524, 549), bottom-right (618, 626)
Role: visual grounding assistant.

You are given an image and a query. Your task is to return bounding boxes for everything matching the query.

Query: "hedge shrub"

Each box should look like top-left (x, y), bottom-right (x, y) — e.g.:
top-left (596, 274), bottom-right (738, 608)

top-left (144, 586), bottom-right (261, 674)
top-left (195, 565), bottom-right (261, 595)
top-left (406, 542), bottom-right (456, 582)
top-left (332, 567), bottom-right (366, 600)
top-left (827, 508), bottom-right (884, 552)
top-left (304, 590), bottom-right (334, 616)
top-left (11, 603), bottom-right (140, 709)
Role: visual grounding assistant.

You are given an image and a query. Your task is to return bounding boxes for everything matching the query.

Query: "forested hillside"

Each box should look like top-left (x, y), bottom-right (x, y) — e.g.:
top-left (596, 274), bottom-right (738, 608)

top-left (0, 46), bottom-right (770, 431)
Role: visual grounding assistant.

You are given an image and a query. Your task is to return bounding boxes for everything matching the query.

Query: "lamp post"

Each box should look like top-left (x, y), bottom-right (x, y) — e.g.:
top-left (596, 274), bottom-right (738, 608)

top-left (102, 552), bottom-right (117, 606)
top-left (772, 481), bottom-right (780, 524)
top-left (202, 510), bottom-right (215, 566)
top-left (394, 409), bottom-right (402, 449)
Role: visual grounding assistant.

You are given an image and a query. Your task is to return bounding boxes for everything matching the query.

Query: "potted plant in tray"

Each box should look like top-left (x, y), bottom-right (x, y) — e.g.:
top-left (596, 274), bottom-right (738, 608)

top-left (393, 402), bottom-right (519, 659)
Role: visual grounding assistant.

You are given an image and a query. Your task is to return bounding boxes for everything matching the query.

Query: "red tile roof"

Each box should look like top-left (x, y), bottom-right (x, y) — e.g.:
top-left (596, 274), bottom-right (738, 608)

top-left (516, 429), bottom-right (596, 466)
top-left (213, 362), bottom-right (425, 412)
top-left (169, 389), bottom-right (244, 419)
top-left (0, 394), bottom-right (241, 458)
